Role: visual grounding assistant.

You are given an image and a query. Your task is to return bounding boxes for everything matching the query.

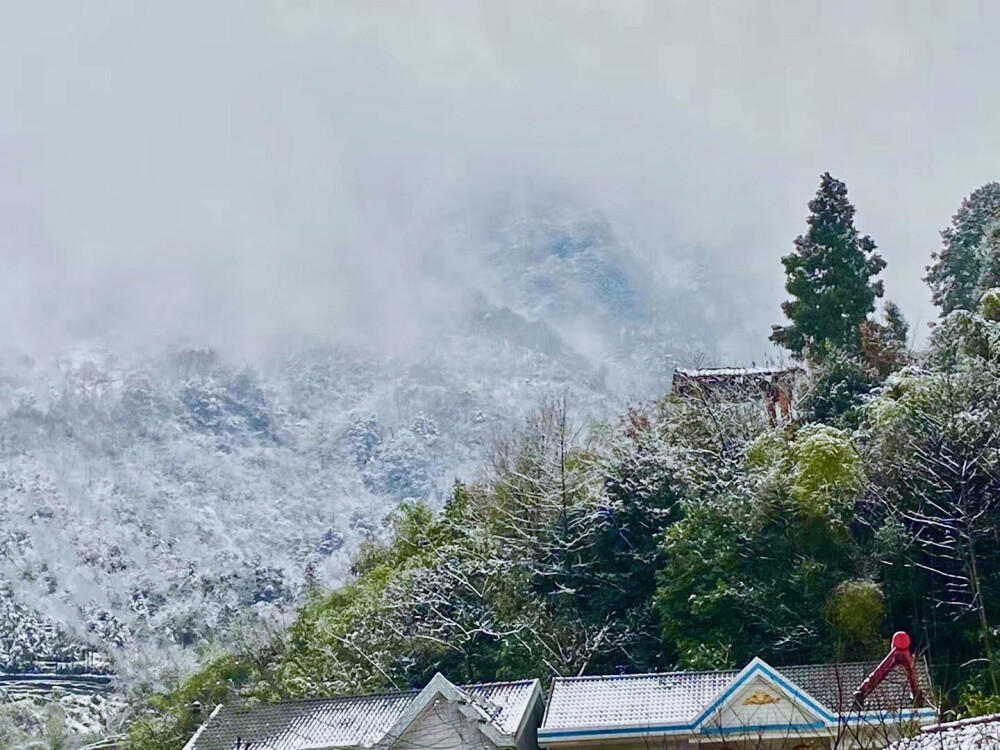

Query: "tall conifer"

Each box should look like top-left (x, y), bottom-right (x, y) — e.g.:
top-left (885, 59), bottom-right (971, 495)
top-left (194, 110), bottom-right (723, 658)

top-left (926, 182), bottom-right (1000, 314)
top-left (771, 173), bottom-right (886, 359)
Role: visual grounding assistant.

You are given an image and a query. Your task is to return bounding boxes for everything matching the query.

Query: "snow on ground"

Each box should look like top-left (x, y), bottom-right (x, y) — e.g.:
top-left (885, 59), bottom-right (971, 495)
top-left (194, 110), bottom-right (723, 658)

top-left (891, 715), bottom-right (1000, 749)
top-left (0, 194), bottom-right (741, 742)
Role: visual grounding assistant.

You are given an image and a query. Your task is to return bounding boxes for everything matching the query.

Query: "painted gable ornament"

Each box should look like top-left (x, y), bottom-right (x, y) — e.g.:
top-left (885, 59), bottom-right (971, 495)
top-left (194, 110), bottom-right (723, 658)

top-left (743, 689), bottom-right (781, 706)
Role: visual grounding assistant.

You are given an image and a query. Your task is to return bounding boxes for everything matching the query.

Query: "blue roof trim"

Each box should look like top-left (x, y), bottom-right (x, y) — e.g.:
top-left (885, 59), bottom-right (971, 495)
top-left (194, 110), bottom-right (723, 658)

top-left (539, 659), bottom-right (936, 746)
top-left (539, 722), bottom-right (690, 739)
top-left (692, 660), bottom-right (834, 727)
top-left (701, 721), bottom-right (826, 735)
top-left (537, 708), bottom-right (934, 742)
top-left (845, 707), bottom-right (938, 724)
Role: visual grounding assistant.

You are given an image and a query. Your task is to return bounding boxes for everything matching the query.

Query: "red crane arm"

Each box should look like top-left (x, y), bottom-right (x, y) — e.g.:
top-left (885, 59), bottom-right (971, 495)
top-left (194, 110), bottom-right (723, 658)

top-left (851, 631), bottom-right (925, 710)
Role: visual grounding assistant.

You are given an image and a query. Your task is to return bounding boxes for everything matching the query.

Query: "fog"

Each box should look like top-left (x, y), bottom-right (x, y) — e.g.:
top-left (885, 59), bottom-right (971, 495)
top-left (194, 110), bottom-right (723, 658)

top-left (3, 1), bottom-right (999, 361)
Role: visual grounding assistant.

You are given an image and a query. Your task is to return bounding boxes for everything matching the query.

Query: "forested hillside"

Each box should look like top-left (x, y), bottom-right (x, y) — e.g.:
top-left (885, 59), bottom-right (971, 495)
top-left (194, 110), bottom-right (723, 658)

top-left (0, 193), bottom-right (739, 746)
top-left (126, 177), bottom-right (1000, 750)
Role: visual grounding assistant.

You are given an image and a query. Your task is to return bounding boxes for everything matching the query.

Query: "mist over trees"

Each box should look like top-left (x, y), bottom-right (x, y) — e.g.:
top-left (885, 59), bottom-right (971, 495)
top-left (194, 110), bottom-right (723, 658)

top-left (5, 3), bottom-right (1000, 746)
top-left (0, 193), bottom-right (742, 744)
top-left (122, 175), bottom-right (1000, 750)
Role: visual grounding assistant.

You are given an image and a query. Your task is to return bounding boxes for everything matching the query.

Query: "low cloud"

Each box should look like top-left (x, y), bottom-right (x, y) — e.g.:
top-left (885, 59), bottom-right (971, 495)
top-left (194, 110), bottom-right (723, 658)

top-left (3, 1), bottom-right (997, 360)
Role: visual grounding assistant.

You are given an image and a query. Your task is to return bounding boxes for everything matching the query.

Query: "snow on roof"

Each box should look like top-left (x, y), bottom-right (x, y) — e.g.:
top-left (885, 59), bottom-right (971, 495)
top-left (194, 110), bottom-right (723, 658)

top-left (890, 713), bottom-right (1000, 749)
top-left (185, 679), bottom-right (539, 750)
top-left (464, 679), bottom-right (541, 734)
top-left (542, 660), bottom-right (933, 733)
top-left (543, 670), bottom-right (733, 729)
top-left (674, 366), bottom-right (801, 379)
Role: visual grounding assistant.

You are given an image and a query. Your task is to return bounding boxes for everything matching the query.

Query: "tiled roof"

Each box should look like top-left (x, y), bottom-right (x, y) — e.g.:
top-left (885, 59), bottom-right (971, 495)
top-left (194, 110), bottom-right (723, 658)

top-left (889, 714), bottom-right (1000, 749)
top-left (188, 692), bottom-right (417, 750)
top-left (543, 660), bottom-right (933, 732)
top-left (543, 670), bottom-right (735, 729)
top-left (465, 680), bottom-right (540, 734)
top-left (781, 660), bottom-right (934, 713)
top-left (187, 680), bottom-right (538, 750)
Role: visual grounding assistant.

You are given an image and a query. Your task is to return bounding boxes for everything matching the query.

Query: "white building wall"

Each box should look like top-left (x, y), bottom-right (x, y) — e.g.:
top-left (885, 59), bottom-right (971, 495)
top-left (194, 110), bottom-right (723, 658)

top-left (392, 699), bottom-right (502, 750)
top-left (516, 695), bottom-right (545, 750)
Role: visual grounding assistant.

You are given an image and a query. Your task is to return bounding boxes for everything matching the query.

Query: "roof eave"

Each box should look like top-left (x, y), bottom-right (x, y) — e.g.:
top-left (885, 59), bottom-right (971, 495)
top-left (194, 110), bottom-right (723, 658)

top-left (181, 704), bottom-right (224, 750)
top-left (510, 679), bottom-right (544, 743)
top-left (539, 708), bottom-right (937, 746)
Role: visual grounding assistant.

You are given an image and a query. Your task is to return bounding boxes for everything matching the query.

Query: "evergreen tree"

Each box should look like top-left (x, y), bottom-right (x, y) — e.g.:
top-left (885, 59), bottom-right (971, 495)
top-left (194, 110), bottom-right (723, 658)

top-left (926, 182), bottom-right (1000, 315)
top-left (883, 300), bottom-right (909, 346)
top-left (770, 173), bottom-right (886, 359)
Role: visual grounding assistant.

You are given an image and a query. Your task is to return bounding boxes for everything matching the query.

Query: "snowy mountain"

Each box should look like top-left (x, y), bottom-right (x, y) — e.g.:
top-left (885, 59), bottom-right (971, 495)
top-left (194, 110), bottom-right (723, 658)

top-left (0, 192), bottom-right (737, 726)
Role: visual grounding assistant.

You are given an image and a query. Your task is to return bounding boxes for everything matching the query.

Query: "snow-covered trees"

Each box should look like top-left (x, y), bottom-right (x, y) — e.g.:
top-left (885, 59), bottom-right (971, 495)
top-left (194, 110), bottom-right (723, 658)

top-left (656, 413), bottom-right (870, 670)
top-left (863, 301), bottom-right (1000, 695)
top-left (269, 402), bottom-right (644, 692)
top-left (48, 174), bottom-right (1000, 748)
top-left (0, 323), bottom-right (631, 743)
top-left (926, 182), bottom-right (1000, 315)
top-left (771, 173), bottom-right (887, 360)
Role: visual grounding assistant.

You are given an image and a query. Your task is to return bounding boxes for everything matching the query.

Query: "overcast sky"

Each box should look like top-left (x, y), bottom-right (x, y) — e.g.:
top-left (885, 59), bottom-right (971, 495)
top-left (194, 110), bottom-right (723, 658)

top-left (3, 1), bottom-right (999, 359)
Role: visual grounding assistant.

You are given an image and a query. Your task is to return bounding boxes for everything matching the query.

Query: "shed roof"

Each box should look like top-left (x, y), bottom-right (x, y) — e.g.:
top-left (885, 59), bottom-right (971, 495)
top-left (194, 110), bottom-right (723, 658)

top-left (889, 713), bottom-right (1000, 749)
top-left (673, 366), bottom-right (800, 379)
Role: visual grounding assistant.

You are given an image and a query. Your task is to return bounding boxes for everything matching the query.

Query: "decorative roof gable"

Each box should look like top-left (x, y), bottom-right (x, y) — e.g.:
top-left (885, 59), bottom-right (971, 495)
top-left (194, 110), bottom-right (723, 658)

top-left (693, 657), bottom-right (829, 735)
top-left (184, 676), bottom-right (541, 750)
top-left (375, 673), bottom-right (513, 750)
top-left (539, 653), bottom-right (937, 745)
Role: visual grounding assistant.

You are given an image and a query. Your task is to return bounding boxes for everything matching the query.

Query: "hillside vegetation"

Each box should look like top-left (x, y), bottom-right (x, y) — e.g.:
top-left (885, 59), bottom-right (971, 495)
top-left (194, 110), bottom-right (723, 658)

top-left (0, 190), bottom-right (737, 744)
top-left (128, 176), bottom-right (1000, 748)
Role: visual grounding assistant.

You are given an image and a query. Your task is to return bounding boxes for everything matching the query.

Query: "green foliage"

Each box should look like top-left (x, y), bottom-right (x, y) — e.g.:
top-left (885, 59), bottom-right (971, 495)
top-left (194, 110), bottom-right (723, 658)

top-left (534, 414), bottom-right (681, 673)
top-left (657, 495), bottom-right (753, 668)
top-left (797, 302), bottom-right (914, 427)
top-left (884, 301), bottom-right (910, 346)
top-left (748, 424), bottom-right (864, 520)
top-left (771, 173), bottom-right (886, 360)
top-left (798, 352), bottom-right (881, 428)
top-left (859, 303), bottom-right (910, 377)
top-left (131, 182), bottom-right (1000, 745)
top-left (744, 427), bottom-right (791, 474)
top-left (960, 679), bottom-right (1000, 718)
top-left (354, 497), bottom-right (463, 575)
top-left (657, 485), bottom-right (856, 669)
top-left (791, 424), bottom-right (863, 520)
top-left (981, 287), bottom-right (1000, 322)
top-left (678, 641), bottom-right (733, 671)
top-left (826, 581), bottom-right (885, 660)
top-left (657, 420), bottom-right (860, 669)
top-left (861, 311), bottom-right (1000, 699)
top-left (128, 652), bottom-right (258, 750)
top-left (926, 182), bottom-right (1000, 314)
top-left (927, 308), bottom-right (1000, 369)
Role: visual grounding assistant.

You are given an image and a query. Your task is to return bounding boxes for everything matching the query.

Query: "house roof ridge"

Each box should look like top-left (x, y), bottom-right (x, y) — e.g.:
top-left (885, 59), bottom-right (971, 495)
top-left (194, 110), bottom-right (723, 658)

top-left (549, 669), bottom-right (731, 683)
top-left (460, 678), bottom-right (538, 688)
top-left (551, 659), bottom-right (889, 684)
top-left (229, 687), bottom-right (422, 708)
top-left (787, 659), bottom-right (883, 668)
top-left (923, 713), bottom-right (1000, 732)
top-left (223, 678), bottom-right (540, 710)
